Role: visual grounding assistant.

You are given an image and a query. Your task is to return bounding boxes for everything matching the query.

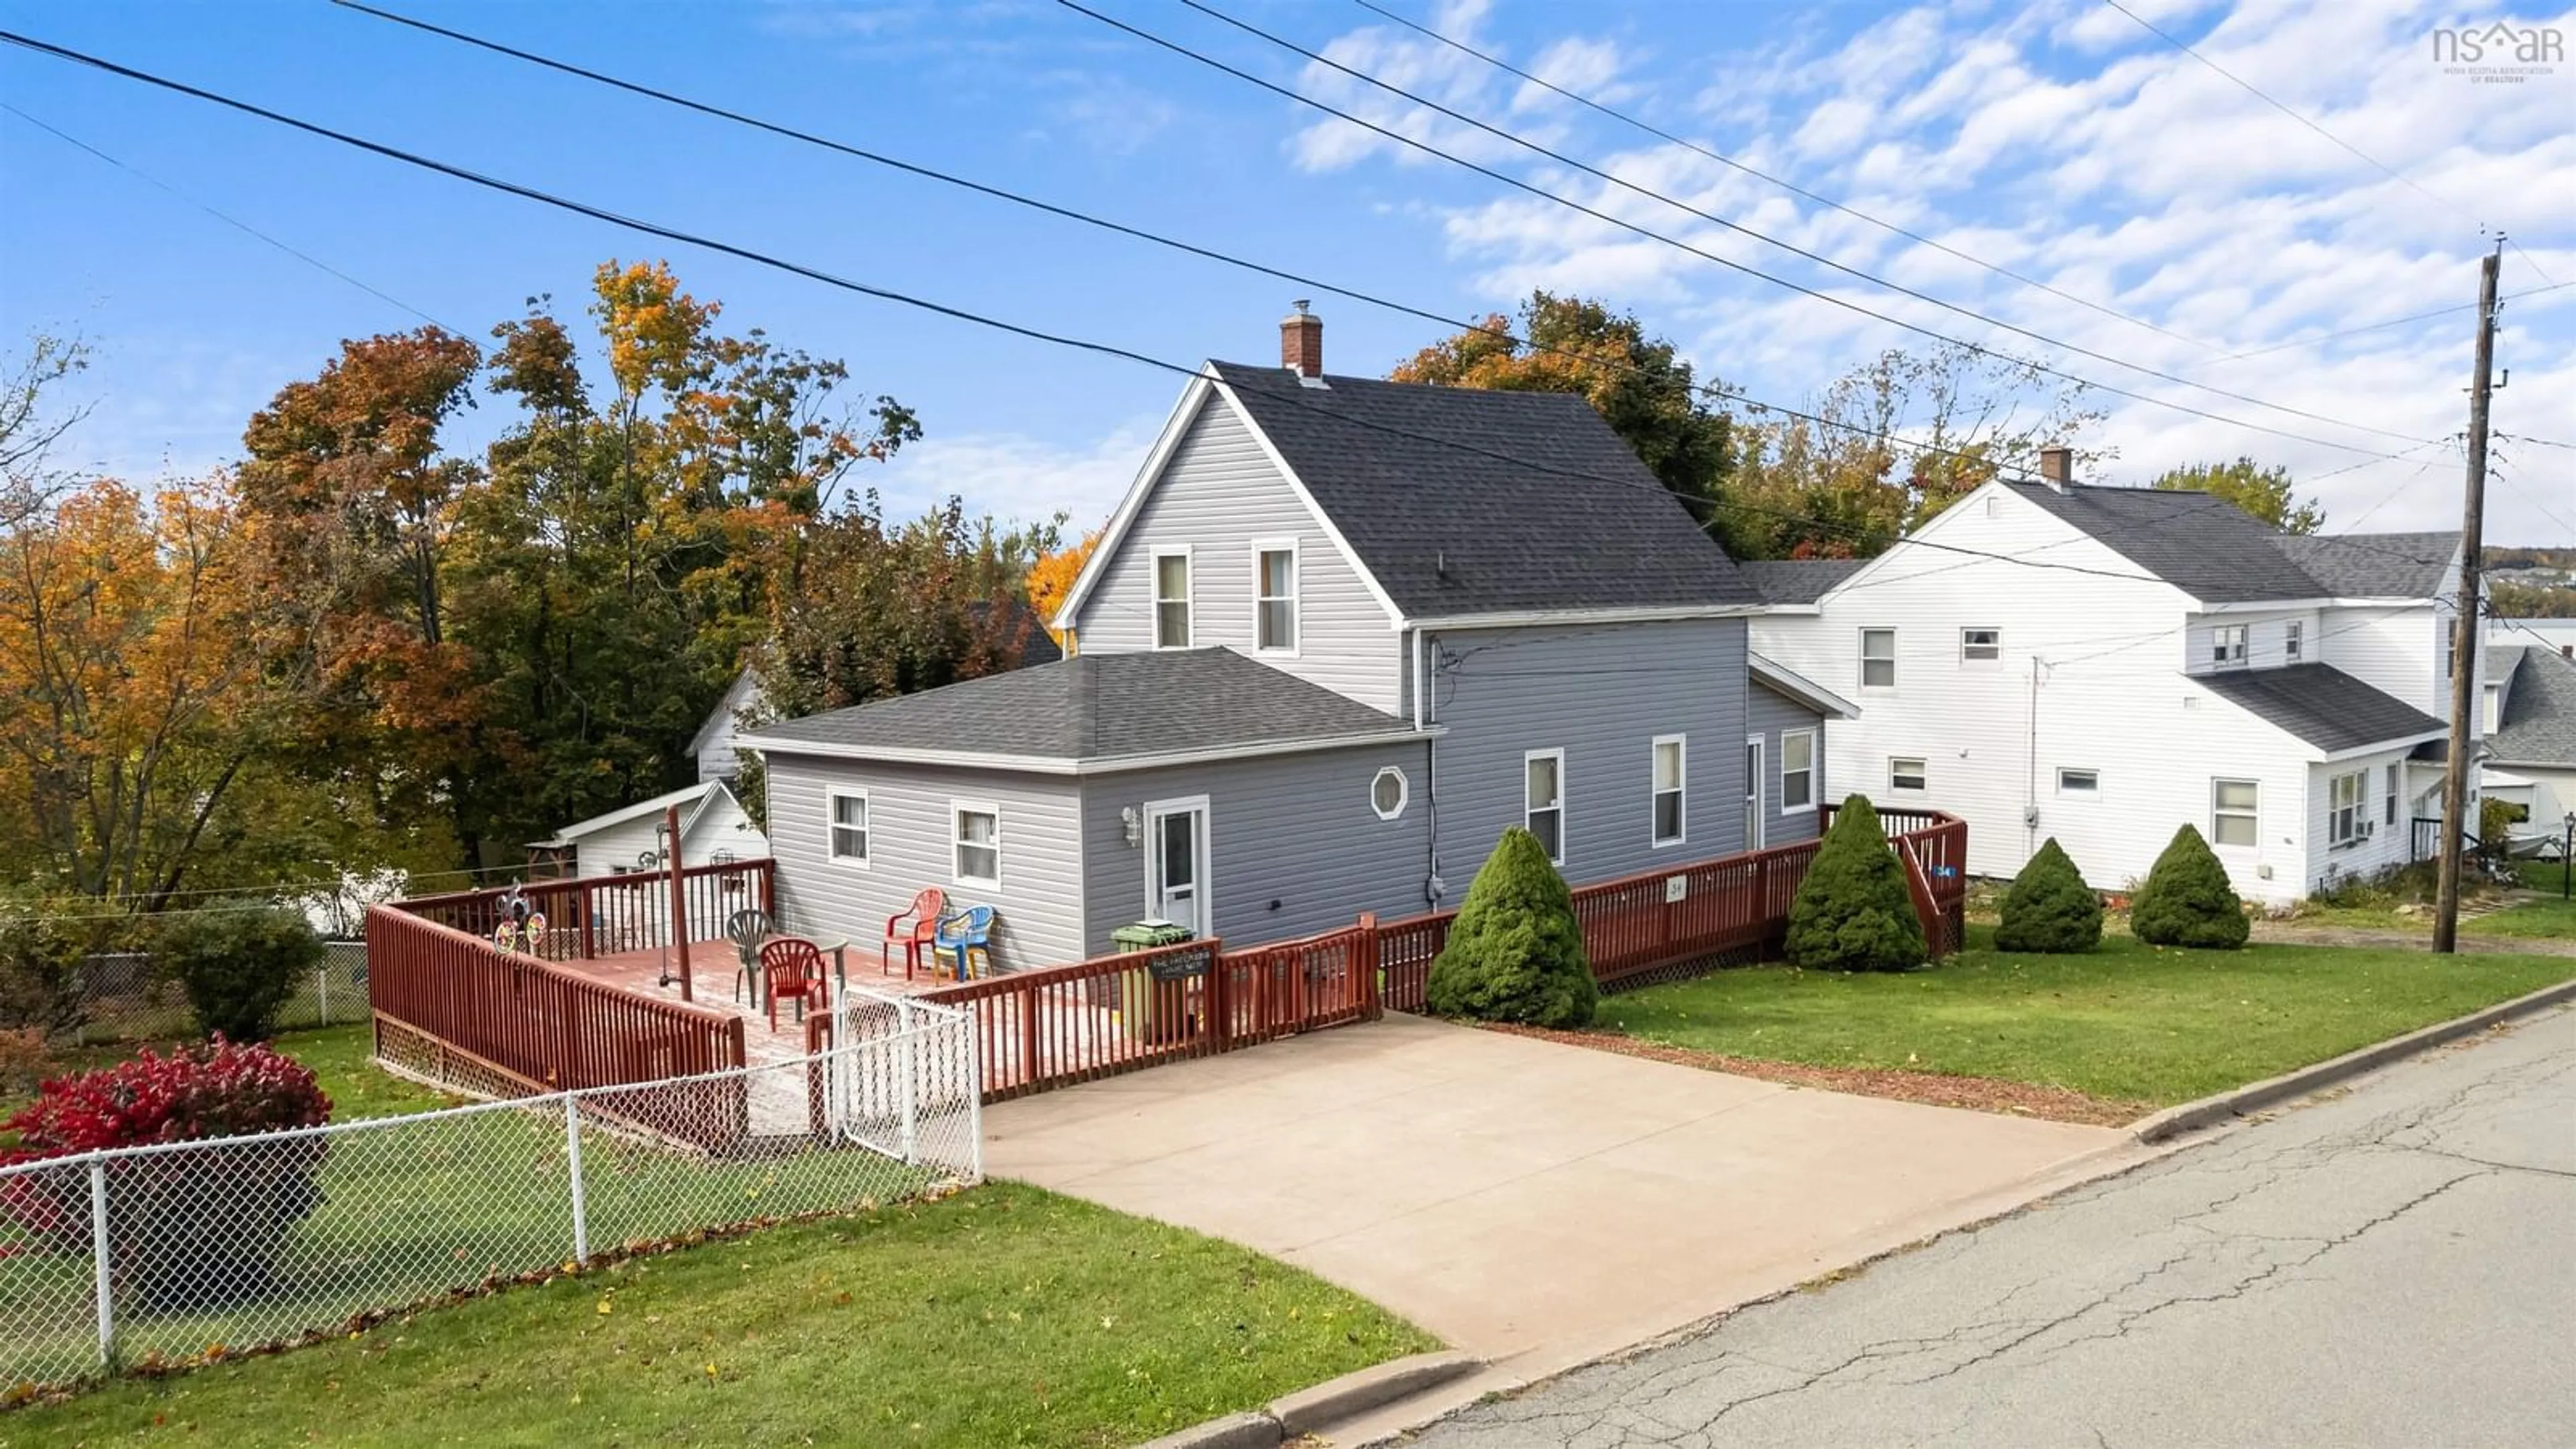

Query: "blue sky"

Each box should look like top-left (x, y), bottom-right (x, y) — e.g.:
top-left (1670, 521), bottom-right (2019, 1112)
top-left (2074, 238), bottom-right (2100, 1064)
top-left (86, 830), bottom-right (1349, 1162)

top-left (3, 0), bottom-right (2570, 542)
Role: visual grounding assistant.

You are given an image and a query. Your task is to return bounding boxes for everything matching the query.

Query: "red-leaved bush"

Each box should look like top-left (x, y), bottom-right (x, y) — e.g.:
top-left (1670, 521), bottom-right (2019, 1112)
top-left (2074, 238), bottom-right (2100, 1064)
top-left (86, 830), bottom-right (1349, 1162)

top-left (1, 1040), bottom-right (333, 1311)
top-left (5, 1038), bottom-right (331, 1157)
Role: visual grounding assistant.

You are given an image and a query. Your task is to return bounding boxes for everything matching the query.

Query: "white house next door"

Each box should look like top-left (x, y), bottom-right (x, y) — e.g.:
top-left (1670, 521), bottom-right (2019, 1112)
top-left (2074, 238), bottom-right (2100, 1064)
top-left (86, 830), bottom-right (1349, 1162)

top-left (1146, 796), bottom-right (1212, 938)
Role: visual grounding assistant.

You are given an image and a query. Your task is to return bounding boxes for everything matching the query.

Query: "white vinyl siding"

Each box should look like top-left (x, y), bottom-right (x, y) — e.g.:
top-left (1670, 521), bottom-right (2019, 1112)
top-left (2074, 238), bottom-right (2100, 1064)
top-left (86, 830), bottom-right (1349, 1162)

top-left (1525, 749), bottom-right (1566, 863)
top-left (1152, 548), bottom-right (1192, 649)
top-left (826, 789), bottom-right (869, 865)
top-left (1890, 757), bottom-right (1927, 792)
top-left (1651, 735), bottom-right (1686, 847)
top-left (1780, 728), bottom-right (1816, 813)
top-left (2213, 779), bottom-right (2260, 847)
top-left (1254, 541), bottom-right (1297, 654)
top-left (953, 802), bottom-right (1002, 888)
top-left (1860, 629), bottom-right (1897, 690)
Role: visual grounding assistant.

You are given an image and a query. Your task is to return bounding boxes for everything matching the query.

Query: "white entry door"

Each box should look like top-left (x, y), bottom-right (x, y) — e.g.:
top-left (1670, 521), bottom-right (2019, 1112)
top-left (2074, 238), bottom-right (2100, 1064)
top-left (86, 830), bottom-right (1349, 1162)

top-left (1744, 737), bottom-right (1764, 852)
top-left (1146, 797), bottom-right (1212, 938)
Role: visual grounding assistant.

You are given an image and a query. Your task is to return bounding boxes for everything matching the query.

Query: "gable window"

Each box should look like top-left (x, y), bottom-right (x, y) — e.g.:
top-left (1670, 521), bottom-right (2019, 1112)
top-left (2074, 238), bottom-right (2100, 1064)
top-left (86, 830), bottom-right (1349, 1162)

top-left (1651, 735), bottom-right (1686, 846)
top-left (953, 802), bottom-right (1002, 888)
top-left (2329, 770), bottom-right (2367, 847)
top-left (1780, 729), bottom-right (1817, 813)
top-left (1371, 766), bottom-right (1408, 820)
top-left (2057, 768), bottom-right (2099, 795)
top-left (2384, 763), bottom-right (2400, 825)
top-left (1524, 749), bottom-right (1565, 864)
top-left (1152, 548), bottom-right (1192, 649)
top-left (1961, 627), bottom-right (2001, 663)
top-left (2284, 621), bottom-right (2303, 662)
top-left (1890, 757), bottom-right (1927, 792)
top-left (827, 790), bottom-right (870, 865)
top-left (1254, 542), bottom-right (1298, 653)
top-left (2212, 625), bottom-right (2247, 668)
top-left (1860, 629), bottom-right (1897, 690)
top-left (2212, 779), bottom-right (2259, 847)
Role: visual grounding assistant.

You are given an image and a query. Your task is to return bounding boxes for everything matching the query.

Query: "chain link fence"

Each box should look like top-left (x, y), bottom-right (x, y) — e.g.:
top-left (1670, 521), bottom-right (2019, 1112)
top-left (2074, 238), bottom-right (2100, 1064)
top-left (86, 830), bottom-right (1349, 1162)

top-left (0, 989), bottom-right (979, 1391)
top-left (56, 943), bottom-right (371, 1048)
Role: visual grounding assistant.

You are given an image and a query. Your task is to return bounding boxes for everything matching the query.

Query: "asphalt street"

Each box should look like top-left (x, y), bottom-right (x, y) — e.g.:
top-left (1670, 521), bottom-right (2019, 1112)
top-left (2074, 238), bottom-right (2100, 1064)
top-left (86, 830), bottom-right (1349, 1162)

top-left (1408, 1006), bottom-right (2576, 1449)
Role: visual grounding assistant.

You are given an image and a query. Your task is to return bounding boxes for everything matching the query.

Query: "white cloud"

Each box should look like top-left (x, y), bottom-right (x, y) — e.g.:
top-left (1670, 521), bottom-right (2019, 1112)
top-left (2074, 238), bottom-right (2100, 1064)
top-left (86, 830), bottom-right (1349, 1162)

top-left (871, 415), bottom-right (1158, 532)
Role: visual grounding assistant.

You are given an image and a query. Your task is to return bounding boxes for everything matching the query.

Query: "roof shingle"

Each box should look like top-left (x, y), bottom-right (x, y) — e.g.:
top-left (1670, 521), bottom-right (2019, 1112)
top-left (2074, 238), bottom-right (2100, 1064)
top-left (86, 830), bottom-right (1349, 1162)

top-left (2489, 645), bottom-right (2576, 767)
top-left (1737, 559), bottom-right (1867, 604)
top-left (2192, 663), bottom-right (2446, 753)
top-left (744, 648), bottom-right (1410, 764)
top-left (2275, 531), bottom-right (2458, 599)
top-left (2002, 483), bottom-right (2457, 603)
top-left (1210, 362), bottom-right (1759, 616)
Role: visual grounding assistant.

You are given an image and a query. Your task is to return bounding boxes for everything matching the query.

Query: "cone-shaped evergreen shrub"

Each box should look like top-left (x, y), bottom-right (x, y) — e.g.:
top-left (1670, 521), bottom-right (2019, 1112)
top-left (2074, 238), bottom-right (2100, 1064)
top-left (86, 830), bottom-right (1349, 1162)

top-left (1784, 796), bottom-right (1926, 971)
top-left (2129, 824), bottom-right (2250, 949)
top-left (1424, 826), bottom-right (1597, 1028)
top-left (1994, 838), bottom-right (2103, 953)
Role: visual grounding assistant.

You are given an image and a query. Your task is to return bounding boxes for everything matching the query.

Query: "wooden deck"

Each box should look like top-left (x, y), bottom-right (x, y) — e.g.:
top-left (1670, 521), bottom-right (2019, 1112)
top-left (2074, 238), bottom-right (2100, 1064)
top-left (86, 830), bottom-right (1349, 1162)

top-left (566, 937), bottom-right (965, 1067)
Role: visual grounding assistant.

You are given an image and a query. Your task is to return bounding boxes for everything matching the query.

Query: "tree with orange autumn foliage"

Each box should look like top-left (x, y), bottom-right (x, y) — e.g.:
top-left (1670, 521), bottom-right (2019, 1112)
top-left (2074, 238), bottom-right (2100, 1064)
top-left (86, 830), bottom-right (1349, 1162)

top-left (1024, 529), bottom-right (1101, 648)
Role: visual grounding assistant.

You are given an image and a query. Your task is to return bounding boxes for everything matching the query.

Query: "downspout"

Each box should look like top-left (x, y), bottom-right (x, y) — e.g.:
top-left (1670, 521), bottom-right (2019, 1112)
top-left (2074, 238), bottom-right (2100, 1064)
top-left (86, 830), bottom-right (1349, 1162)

top-left (2024, 660), bottom-right (2043, 866)
top-left (1414, 627), bottom-right (1443, 906)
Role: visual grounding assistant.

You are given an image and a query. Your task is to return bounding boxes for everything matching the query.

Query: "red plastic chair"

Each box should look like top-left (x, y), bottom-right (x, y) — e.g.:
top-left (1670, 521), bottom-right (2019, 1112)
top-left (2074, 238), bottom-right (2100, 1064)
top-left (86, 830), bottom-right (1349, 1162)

top-left (759, 936), bottom-right (828, 1031)
top-left (881, 888), bottom-right (947, 979)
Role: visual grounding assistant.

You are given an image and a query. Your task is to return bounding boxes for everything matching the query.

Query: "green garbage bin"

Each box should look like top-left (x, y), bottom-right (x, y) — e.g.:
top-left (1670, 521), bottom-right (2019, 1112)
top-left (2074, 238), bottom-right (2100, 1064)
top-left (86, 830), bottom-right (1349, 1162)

top-left (1110, 920), bottom-right (1195, 1040)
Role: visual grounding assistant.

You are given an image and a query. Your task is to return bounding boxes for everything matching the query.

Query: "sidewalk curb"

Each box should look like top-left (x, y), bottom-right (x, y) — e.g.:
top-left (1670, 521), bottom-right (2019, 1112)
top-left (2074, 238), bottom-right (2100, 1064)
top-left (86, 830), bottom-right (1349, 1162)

top-left (1131, 1352), bottom-right (1484, 1448)
top-left (2131, 975), bottom-right (2576, 1143)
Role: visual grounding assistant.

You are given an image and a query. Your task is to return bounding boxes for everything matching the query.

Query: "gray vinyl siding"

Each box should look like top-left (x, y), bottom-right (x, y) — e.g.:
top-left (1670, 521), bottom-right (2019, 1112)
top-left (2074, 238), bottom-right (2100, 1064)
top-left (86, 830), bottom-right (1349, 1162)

top-left (1073, 395), bottom-right (1403, 712)
top-left (1747, 681), bottom-right (1830, 847)
top-left (762, 754), bottom-right (1085, 974)
top-left (1426, 617), bottom-right (1750, 898)
top-left (1078, 742), bottom-right (1434, 957)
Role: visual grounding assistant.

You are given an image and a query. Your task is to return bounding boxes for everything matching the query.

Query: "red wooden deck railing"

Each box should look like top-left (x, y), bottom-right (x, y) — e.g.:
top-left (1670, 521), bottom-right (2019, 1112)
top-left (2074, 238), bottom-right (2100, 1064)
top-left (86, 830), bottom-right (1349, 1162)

top-left (365, 904), bottom-right (750, 1146)
top-left (394, 859), bottom-right (773, 966)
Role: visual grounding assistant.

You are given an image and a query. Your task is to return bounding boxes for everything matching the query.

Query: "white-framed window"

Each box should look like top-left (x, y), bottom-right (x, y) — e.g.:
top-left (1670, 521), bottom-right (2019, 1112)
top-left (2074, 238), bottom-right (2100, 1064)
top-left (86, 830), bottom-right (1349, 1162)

top-left (2212, 624), bottom-right (2247, 668)
top-left (1370, 765), bottom-right (1408, 820)
top-left (2284, 621), bottom-right (2303, 662)
top-left (1961, 627), bottom-right (2001, 663)
top-left (1780, 729), bottom-right (1817, 813)
top-left (2212, 778), bottom-right (2259, 847)
top-left (1651, 735), bottom-right (1686, 847)
top-left (1151, 547), bottom-right (1192, 649)
top-left (952, 801), bottom-right (1002, 888)
top-left (2057, 768), bottom-right (2100, 795)
top-left (1890, 757), bottom-right (1927, 792)
top-left (1253, 540), bottom-right (1298, 654)
top-left (1524, 749), bottom-right (1565, 864)
top-left (2385, 763), bottom-right (2400, 826)
top-left (1860, 629), bottom-right (1897, 690)
top-left (2329, 769), bottom-right (2366, 847)
top-left (826, 788), bottom-right (871, 865)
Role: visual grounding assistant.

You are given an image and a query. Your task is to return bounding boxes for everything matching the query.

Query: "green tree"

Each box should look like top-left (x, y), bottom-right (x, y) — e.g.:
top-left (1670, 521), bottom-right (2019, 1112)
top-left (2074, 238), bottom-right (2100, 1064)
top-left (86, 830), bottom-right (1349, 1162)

top-left (1994, 838), bottom-right (2103, 953)
top-left (1424, 826), bottom-right (1597, 1028)
top-left (2486, 577), bottom-right (2576, 619)
top-left (2129, 825), bottom-right (2249, 949)
top-left (2150, 457), bottom-right (2324, 534)
top-left (1784, 797), bottom-right (1926, 971)
top-left (1391, 292), bottom-right (1736, 522)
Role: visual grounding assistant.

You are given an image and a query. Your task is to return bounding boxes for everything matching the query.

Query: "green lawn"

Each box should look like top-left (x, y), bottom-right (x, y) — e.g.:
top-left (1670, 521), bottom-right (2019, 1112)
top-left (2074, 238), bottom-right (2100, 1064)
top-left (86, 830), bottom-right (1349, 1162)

top-left (1, 1183), bottom-right (1432, 1448)
top-left (2465, 895), bottom-right (2576, 940)
top-left (1597, 931), bottom-right (2576, 1107)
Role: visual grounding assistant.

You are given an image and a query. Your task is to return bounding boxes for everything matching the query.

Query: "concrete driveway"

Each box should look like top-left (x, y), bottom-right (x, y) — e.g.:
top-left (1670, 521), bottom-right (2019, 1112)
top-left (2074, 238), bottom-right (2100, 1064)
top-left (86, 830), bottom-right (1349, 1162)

top-left (985, 1014), bottom-right (2141, 1376)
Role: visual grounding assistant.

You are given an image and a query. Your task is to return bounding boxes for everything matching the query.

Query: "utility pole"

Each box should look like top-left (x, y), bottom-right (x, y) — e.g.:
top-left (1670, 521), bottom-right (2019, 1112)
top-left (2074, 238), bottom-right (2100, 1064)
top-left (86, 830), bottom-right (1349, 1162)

top-left (2433, 239), bottom-right (2502, 955)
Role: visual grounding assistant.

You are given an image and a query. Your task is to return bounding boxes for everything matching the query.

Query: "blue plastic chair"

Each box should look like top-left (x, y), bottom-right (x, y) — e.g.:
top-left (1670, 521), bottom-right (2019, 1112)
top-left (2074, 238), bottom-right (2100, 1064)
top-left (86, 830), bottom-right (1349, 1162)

top-left (934, 906), bottom-right (995, 981)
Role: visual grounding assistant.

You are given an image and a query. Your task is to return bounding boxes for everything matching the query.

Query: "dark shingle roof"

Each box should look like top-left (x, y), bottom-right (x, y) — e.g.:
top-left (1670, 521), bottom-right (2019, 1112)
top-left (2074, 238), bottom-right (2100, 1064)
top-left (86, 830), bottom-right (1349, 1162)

top-left (2193, 663), bottom-right (2446, 753)
top-left (1737, 559), bottom-right (1867, 604)
top-left (2003, 486), bottom-right (2456, 603)
top-left (1210, 362), bottom-right (1758, 616)
top-left (747, 648), bottom-right (1408, 764)
top-left (2490, 645), bottom-right (2576, 766)
top-left (2275, 531), bottom-right (2457, 599)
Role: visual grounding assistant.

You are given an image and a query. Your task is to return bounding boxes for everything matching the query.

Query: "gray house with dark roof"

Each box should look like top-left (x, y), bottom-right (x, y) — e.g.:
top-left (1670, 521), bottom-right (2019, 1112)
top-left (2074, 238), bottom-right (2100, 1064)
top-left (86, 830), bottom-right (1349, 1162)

top-left (742, 310), bottom-right (1847, 970)
top-left (2482, 644), bottom-right (2576, 835)
top-left (1751, 451), bottom-right (2469, 904)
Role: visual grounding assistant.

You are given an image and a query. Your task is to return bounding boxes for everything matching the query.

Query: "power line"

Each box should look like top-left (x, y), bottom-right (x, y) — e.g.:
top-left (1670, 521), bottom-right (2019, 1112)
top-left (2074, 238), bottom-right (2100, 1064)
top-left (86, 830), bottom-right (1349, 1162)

top-left (2099, 0), bottom-right (2559, 288)
top-left (1089, 0), bottom-right (2438, 455)
top-left (0, 102), bottom-right (453, 331)
top-left (1343, 0), bottom-right (2217, 354)
top-left (2192, 283), bottom-right (2571, 368)
top-left (0, 28), bottom-right (2461, 592)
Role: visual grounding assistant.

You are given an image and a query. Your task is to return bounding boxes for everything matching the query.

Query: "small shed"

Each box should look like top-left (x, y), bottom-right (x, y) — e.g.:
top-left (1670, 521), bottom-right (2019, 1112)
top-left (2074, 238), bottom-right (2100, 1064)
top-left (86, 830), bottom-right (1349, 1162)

top-left (529, 780), bottom-right (769, 880)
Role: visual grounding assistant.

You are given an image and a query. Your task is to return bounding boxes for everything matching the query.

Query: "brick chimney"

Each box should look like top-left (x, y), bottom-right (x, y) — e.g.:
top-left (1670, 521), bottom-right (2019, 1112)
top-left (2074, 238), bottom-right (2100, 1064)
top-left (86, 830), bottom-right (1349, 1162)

top-left (1281, 301), bottom-right (1323, 379)
top-left (2037, 445), bottom-right (2074, 492)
